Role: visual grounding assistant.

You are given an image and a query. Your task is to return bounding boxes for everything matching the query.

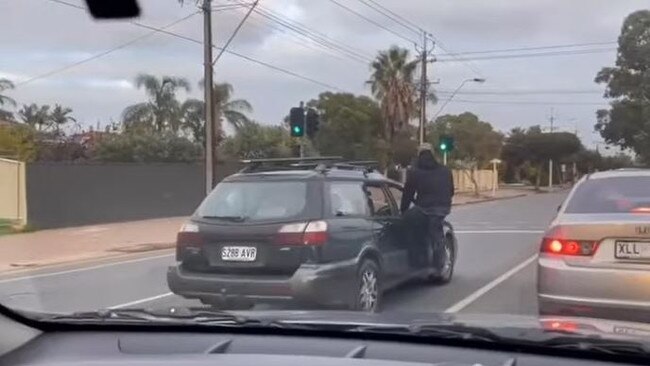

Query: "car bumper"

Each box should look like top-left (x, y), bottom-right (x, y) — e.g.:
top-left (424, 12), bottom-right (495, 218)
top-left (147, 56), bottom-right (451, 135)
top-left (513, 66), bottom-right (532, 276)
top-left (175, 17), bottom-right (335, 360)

top-left (167, 261), bottom-right (357, 308)
top-left (538, 256), bottom-right (650, 321)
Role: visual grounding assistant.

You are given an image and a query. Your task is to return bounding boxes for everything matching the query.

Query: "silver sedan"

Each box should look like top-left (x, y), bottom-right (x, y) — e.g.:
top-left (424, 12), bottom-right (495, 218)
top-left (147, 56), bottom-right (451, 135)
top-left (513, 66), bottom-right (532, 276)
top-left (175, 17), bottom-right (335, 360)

top-left (538, 169), bottom-right (650, 321)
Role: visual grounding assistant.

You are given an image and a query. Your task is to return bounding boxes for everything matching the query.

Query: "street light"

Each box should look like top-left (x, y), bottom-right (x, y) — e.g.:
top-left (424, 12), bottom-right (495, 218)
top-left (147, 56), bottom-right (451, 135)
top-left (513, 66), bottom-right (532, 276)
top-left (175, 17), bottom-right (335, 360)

top-left (430, 78), bottom-right (486, 124)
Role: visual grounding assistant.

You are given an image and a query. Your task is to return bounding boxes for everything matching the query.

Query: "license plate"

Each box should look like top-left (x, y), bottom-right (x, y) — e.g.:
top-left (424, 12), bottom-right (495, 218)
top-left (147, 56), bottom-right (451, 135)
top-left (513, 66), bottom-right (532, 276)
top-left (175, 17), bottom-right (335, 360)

top-left (221, 246), bottom-right (257, 261)
top-left (615, 241), bottom-right (650, 259)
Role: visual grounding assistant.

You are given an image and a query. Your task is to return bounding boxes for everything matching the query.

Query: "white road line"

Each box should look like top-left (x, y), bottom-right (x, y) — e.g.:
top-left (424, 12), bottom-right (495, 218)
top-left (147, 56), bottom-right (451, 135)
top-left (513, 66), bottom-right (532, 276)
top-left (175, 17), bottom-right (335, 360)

top-left (0, 253), bottom-right (174, 284)
top-left (108, 292), bottom-right (174, 309)
top-left (455, 230), bottom-right (544, 234)
top-left (444, 254), bottom-right (538, 313)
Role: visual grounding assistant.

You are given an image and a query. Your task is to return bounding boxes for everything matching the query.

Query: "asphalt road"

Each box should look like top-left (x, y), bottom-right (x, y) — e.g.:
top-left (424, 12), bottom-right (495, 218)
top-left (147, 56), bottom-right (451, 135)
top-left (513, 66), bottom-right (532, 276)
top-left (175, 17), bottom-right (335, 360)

top-left (0, 191), bottom-right (566, 316)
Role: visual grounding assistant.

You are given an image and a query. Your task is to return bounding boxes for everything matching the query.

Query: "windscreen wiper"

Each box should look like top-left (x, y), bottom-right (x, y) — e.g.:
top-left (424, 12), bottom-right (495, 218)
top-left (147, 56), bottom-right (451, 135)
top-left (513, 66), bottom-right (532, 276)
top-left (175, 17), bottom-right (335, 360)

top-left (202, 215), bottom-right (247, 222)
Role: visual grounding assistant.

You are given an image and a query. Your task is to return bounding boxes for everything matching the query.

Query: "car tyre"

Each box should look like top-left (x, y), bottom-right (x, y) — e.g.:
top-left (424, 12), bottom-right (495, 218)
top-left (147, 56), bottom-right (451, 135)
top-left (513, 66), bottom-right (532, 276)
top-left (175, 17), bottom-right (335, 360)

top-left (353, 259), bottom-right (381, 312)
top-left (427, 235), bottom-right (455, 285)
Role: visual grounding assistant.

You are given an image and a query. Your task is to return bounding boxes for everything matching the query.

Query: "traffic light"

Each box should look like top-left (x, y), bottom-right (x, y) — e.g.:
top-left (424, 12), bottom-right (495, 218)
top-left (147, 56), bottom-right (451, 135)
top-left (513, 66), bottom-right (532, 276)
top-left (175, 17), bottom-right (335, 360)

top-left (289, 107), bottom-right (305, 137)
top-left (305, 108), bottom-right (320, 139)
top-left (439, 135), bottom-right (454, 152)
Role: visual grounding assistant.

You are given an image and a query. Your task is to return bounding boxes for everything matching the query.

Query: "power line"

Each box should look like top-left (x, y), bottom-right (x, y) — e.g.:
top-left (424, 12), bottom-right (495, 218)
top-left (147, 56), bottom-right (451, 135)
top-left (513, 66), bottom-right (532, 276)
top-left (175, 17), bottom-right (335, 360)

top-left (248, 4), bottom-right (372, 63)
top-left (444, 98), bottom-right (607, 106)
top-left (436, 88), bottom-right (604, 95)
top-left (365, 0), bottom-right (423, 33)
top-left (212, 0), bottom-right (260, 64)
top-left (354, 0), bottom-right (420, 36)
top-left (453, 41), bottom-right (617, 56)
top-left (326, 0), bottom-right (418, 44)
top-left (16, 11), bottom-right (200, 87)
top-left (44, 0), bottom-right (346, 91)
top-left (436, 47), bottom-right (615, 62)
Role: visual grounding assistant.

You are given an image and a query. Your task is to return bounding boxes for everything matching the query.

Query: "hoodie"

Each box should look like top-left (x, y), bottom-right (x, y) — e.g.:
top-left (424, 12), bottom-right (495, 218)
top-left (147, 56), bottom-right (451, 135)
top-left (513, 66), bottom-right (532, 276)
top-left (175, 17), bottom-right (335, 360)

top-left (400, 150), bottom-right (455, 214)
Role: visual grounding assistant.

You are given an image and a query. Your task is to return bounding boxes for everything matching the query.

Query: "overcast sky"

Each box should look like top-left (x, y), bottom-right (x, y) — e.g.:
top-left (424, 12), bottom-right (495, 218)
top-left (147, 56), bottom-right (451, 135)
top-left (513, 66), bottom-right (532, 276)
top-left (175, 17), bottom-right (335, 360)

top-left (1, 0), bottom-right (647, 149)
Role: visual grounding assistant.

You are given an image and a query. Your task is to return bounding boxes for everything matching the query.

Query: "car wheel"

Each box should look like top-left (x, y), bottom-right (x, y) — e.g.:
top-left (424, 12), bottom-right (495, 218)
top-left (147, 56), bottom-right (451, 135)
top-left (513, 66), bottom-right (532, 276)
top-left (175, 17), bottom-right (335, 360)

top-left (353, 260), bottom-right (381, 312)
top-left (427, 235), bottom-right (455, 285)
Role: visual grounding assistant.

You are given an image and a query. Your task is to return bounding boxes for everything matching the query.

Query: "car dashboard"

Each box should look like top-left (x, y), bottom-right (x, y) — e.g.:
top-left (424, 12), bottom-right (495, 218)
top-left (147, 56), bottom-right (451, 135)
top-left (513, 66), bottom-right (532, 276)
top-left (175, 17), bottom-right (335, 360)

top-left (2, 325), bottom-right (646, 366)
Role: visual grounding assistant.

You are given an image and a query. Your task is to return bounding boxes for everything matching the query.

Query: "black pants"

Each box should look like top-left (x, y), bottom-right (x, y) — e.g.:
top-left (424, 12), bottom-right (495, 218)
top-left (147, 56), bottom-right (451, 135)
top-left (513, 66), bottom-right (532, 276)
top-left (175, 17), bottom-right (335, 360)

top-left (403, 206), bottom-right (448, 268)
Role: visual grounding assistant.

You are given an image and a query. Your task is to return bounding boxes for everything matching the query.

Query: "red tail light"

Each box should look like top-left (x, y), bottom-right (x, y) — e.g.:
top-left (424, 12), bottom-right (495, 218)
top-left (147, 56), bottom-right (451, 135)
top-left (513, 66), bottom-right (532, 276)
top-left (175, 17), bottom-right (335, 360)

top-left (631, 207), bottom-right (650, 214)
top-left (541, 238), bottom-right (597, 256)
top-left (275, 221), bottom-right (328, 246)
top-left (176, 223), bottom-right (204, 260)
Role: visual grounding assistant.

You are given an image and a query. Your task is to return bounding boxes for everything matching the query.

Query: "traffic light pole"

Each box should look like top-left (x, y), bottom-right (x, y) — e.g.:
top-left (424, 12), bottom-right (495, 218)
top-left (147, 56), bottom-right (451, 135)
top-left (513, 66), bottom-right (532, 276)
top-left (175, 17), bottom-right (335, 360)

top-left (443, 151), bottom-right (447, 166)
top-left (299, 101), bottom-right (305, 158)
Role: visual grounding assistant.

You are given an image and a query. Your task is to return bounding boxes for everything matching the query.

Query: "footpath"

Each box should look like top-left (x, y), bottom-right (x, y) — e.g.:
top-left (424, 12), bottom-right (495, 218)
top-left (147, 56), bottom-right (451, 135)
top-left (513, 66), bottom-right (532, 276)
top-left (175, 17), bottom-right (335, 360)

top-left (0, 187), bottom-right (538, 274)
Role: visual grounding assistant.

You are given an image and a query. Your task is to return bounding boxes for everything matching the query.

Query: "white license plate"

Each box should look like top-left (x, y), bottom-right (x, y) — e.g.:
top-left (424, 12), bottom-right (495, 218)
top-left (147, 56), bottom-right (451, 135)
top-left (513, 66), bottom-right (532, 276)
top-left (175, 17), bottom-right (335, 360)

top-left (615, 241), bottom-right (650, 259)
top-left (221, 246), bottom-right (257, 261)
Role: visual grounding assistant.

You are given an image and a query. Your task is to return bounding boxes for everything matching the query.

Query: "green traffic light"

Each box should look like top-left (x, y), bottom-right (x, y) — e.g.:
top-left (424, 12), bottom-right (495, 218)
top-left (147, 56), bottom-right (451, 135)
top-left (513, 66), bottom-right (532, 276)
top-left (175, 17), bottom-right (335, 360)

top-left (293, 126), bottom-right (302, 134)
top-left (440, 143), bottom-right (447, 151)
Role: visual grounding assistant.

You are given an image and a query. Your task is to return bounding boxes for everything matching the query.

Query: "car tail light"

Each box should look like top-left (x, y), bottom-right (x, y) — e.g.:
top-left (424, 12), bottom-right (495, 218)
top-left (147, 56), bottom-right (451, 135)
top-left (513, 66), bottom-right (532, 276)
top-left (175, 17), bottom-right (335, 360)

top-left (541, 238), bottom-right (597, 256)
top-left (631, 207), bottom-right (650, 214)
top-left (275, 221), bottom-right (328, 246)
top-left (176, 222), bottom-right (204, 260)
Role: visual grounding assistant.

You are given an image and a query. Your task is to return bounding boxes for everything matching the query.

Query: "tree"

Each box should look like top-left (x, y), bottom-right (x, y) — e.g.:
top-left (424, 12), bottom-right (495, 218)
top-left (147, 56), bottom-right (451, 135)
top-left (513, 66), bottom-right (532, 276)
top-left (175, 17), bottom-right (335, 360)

top-left (501, 127), bottom-right (528, 182)
top-left (0, 79), bottom-right (15, 107)
top-left (0, 124), bottom-right (37, 161)
top-left (221, 121), bottom-right (291, 159)
top-left (427, 112), bottom-right (503, 195)
top-left (94, 130), bottom-right (201, 162)
top-left (525, 131), bottom-right (582, 189)
top-left (594, 10), bottom-right (650, 163)
top-left (211, 82), bottom-right (252, 131)
top-left (306, 92), bottom-right (385, 161)
top-left (18, 104), bottom-right (51, 131)
top-left (49, 104), bottom-right (76, 136)
top-left (368, 46), bottom-right (418, 142)
top-left (180, 98), bottom-right (205, 144)
top-left (122, 74), bottom-right (190, 133)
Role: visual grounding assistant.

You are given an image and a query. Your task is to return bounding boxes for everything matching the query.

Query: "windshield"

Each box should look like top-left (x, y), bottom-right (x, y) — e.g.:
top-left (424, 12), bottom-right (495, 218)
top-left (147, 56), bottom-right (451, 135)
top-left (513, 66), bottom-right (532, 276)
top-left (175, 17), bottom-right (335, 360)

top-left (197, 181), bottom-right (308, 221)
top-left (2, 0), bottom-right (650, 353)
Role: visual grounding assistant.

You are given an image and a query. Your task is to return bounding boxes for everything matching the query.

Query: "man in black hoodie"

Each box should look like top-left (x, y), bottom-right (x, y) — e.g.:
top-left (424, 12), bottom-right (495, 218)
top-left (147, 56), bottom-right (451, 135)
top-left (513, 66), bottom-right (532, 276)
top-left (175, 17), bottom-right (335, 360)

top-left (400, 143), bottom-right (454, 269)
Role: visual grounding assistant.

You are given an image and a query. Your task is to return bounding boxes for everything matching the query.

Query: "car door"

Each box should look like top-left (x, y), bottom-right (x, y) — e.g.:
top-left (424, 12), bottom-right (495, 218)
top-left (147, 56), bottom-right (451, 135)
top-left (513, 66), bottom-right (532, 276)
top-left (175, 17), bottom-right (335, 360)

top-left (365, 183), bottom-right (407, 287)
top-left (321, 180), bottom-right (375, 264)
top-left (384, 184), bottom-right (417, 279)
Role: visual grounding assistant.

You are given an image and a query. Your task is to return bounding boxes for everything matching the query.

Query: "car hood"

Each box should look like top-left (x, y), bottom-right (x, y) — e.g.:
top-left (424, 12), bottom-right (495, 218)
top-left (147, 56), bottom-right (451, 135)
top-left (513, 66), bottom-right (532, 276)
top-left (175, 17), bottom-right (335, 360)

top-left (234, 309), bottom-right (650, 343)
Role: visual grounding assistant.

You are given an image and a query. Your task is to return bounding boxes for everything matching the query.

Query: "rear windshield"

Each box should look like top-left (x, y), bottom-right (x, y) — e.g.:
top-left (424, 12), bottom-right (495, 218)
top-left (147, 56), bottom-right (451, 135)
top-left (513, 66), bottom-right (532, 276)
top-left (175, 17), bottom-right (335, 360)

top-left (565, 176), bottom-right (650, 214)
top-left (196, 181), bottom-right (308, 222)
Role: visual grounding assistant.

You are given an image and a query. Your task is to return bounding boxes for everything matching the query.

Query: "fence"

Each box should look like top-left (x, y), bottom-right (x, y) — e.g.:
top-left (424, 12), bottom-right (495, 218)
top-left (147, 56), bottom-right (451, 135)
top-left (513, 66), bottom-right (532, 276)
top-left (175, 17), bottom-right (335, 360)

top-left (0, 158), bottom-right (27, 226)
top-left (452, 169), bottom-right (496, 193)
top-left (22, 162), bottom-right (240, 229)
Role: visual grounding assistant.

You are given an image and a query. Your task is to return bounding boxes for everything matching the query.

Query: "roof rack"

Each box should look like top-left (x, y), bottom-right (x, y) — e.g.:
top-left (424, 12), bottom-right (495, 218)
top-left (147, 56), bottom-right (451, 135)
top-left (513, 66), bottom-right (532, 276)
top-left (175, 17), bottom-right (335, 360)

top-left (238, 156), bottom-right (380, 174)
top-left (239, 156), bottom-right (344, 173)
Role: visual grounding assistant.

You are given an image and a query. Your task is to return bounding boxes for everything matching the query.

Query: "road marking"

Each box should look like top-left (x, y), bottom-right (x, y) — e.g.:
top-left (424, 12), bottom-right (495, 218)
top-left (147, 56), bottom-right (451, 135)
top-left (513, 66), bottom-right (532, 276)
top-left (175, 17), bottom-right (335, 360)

top-left (444, 253), bottom-right (538, 313)
top-left (108, 292), bottom-right (174, 309)
top-left (455, 230), bottom-right (544, 234)
top-left (0, 253), bottom-right (174, 284)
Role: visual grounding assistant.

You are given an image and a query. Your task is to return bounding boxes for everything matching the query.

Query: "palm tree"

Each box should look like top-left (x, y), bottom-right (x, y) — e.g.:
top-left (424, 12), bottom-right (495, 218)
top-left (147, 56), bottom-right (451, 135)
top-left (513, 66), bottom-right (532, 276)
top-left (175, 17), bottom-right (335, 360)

top-left (49, 104), bottom-right (76, 136)
top-left (122, 74), bottom-right (190, 132)
top-left (0, 78), bottom-right (16, 120)
top-left (367, 46), bottom-right (419, 142)
top-left (212, 82), bottom-right (252, 130)
top-left (180, 98), bottom-right (205, 144)
top-left (197, 80), bottom-right (252, 131)
top-left (18, 104), bottom-right (51, 131)
top-left (0, 78), bottom-right (15, 108)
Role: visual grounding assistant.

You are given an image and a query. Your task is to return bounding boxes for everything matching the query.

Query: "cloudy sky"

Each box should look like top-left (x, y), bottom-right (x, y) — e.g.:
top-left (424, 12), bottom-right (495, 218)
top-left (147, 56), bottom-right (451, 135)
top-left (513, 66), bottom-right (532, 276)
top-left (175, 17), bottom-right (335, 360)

top-left (1, 0), bottom-right (647, 148)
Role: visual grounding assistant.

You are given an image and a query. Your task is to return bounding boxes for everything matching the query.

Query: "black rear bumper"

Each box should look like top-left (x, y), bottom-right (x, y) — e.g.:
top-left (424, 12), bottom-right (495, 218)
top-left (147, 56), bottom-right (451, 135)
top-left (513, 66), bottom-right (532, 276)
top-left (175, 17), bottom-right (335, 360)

top-left (167, 261), bottom-right (357, 308)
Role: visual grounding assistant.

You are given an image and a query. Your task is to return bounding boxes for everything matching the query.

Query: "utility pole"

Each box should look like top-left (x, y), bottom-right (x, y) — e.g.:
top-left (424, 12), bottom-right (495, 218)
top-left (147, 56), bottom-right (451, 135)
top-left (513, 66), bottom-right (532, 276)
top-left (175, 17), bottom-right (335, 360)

top-left (548, 108), bottom-right (554, 191)
top-left (203, 0), bottom-right (215, 196)
top-left (419, 31), bottom-right (429, 145)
